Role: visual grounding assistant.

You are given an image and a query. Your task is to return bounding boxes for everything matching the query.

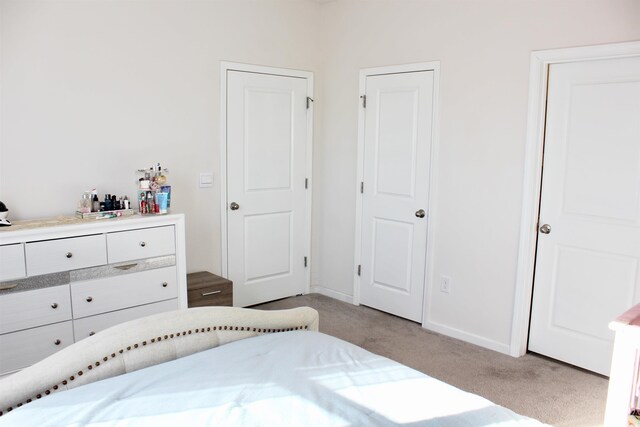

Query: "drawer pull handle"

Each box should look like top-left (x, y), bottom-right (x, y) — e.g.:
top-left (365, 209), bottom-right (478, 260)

top-left (89, 331), bottom-right (95, 336)
top-left (139, 241), bottom-right (146, 247)
top-left (66, 252), bottom-right (73, 259)
top-left (114, 263), bottom-right (138, 271)
top-left (54, 339), bottom-right (61, 346)
top-left (202, 290), bottom-right (222, 296)
top-left (86, 296), bottom-right (93, 302)
top-left (51, 303), bottom-right (58, 309)
top-left (0, 283), bottom-right (18, 291)
top-left (162, 282), bottom-right (168, 288)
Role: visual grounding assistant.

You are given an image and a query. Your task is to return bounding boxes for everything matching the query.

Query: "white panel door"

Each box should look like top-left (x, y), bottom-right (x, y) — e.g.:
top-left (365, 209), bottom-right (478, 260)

top-left (360, 71), bottom-right (434, 322)
top-left (227, 71), bottom-right (308, 307)
top-left (529, 56), bottom-right (640, 375)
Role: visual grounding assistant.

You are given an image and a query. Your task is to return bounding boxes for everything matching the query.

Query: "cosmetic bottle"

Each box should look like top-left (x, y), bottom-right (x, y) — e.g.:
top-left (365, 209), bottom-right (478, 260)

top-left (80, 192), bottom-right (92, 214)
top-left (124, 196), bottom-right (130, 210)
top-left (92, 194), bottom-right (99, 212)
top-left (146, 191), bottom-right (154, 214)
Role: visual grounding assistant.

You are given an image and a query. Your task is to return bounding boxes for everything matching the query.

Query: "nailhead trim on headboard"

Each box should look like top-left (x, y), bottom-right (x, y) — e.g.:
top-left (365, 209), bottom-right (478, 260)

top-left (0, 324), bottom-right (309, 416)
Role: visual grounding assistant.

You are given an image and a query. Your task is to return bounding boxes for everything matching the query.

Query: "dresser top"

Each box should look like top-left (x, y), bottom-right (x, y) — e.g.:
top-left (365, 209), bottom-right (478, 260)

top-left (0, 213), bottom-right (185, 244)
top-left (0, 214), bottom-right (173, 232)
top-left (1, 216), bottom-right (89, 232)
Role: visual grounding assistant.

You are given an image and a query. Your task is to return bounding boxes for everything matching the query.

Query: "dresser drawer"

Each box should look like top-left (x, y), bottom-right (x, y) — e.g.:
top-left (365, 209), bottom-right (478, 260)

top-left (107, 226), bottom-right (175, 263)
top-left (26, 235), bottom-right (107, 276)
top-left (73, 299), bottom-right (178, 341)
top-left (0, 244), bottom-right (26, 282)
top-left (0, 285), bottom-right (72, 334)
top-left (71, 266), bottom-right (177, 319)
top-left (0, 321), bottom-right (73, 374)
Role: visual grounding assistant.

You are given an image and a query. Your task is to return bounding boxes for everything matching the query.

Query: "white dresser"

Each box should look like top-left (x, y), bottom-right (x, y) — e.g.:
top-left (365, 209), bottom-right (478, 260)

top-left (0, 214), bottom-right (187, 376)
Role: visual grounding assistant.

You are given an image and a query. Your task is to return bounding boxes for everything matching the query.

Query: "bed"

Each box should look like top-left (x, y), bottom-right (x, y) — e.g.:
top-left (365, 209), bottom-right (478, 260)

top-left (0, 306), bottom-right (546, 426)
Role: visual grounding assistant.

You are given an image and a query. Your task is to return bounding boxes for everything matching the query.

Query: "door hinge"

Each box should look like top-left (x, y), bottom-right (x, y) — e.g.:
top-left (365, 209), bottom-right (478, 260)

top-left (306, 96), bottom-right (314, 109)
top-left (360, 181), bottom-right (364, 194)
top-left (305, 178), bottom-right (309, 189)
top-left (360, 94), bottom-right (366, 108)
top-left (304, 256), bottom-right (308, 267)
top-left (357, 265), bottom-right (361, 276)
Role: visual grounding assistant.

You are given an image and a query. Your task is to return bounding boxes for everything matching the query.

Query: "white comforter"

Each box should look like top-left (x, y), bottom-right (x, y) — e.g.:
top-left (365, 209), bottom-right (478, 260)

top-left (0, 331), bottom-right (545, 426)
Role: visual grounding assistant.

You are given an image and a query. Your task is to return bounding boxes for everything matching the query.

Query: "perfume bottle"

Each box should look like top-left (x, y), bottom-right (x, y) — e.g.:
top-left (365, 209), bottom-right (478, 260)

top-left (80, 191), bottom-right (92, 214)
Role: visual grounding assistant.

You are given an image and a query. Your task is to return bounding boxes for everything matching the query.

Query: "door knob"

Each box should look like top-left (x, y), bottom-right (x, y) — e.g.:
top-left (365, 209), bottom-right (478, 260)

top-left (539, 224), bottom-right (551, 234)
top-left (230, 202), bottom-right (240, 211)
top-left (415, 209), bottom-right (426, 218)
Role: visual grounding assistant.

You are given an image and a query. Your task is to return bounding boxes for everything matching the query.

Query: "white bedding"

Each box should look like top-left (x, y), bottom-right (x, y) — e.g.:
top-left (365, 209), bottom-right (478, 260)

top-left (0, 331), bottom-right (545, 426)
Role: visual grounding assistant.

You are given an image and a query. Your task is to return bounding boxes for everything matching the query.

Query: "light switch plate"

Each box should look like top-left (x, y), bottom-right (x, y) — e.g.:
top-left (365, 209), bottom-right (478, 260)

top-left (199, 172), bottom-right (214, 188)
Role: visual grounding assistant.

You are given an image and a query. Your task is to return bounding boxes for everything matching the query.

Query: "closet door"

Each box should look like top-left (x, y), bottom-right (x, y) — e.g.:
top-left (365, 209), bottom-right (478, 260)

top-left (529, 56), bottom-right (640, 375)
top-left (359, 70), bottom-right (435, 322)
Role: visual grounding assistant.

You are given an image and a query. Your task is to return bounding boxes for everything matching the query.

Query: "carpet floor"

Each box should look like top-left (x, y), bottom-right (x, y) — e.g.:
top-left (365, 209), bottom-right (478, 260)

top-left (255, 293), bottom-right (608, 426)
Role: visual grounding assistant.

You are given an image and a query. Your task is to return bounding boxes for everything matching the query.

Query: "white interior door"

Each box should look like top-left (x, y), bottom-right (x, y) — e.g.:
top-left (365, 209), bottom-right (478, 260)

top-left (359, 70), bottom-right (434, 322)
top-left (529, 56), bottom-right (640, 375)
top-left (226, 70), bottom-right (309, 307)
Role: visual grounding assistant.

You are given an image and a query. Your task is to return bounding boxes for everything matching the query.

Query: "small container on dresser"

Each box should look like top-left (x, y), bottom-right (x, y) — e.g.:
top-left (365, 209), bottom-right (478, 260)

top-left (187, 272), bottom-right (233, 307)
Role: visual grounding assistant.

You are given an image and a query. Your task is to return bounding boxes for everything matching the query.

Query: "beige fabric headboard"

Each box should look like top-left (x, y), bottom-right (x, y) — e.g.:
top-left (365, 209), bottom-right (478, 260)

top-left (0, 306), bottom-right (319, 416)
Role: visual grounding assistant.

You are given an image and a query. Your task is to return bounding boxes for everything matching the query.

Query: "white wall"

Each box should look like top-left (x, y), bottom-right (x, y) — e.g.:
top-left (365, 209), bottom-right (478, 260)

top-left (0, 0), bottom-right (322, 276)
top-left (315, 0), bottom-right (640, 351)
top-left (2, 0), bottom-right (640, 355)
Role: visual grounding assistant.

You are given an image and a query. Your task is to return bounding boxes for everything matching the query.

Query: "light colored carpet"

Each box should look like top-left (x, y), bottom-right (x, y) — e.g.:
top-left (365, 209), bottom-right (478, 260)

top-left (255, 293), bottom-right (608, 426)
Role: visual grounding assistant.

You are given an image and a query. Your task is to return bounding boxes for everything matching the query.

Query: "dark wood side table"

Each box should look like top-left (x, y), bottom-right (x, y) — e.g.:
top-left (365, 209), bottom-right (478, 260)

top-left (187, 271), bottom-right (233, 307)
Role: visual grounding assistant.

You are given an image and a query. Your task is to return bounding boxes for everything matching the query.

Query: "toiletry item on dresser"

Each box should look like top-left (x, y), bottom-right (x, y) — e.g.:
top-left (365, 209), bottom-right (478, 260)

top-left (146, 191), bottom-right (155, 213)
top-left (79, 191), bottom-right (92, 214)
top-left (139, 192), bottom-right (147, 214)
top-left (161, 186), bottom-right (171, 208)
top-left (136, 163), bottom-right (170, 215)
top-left (92, 192), bottom-right (99, 212)
top-left (156, 192), bottom-right (168, 214)
top-left (76, 189), bottom-right (135, 219)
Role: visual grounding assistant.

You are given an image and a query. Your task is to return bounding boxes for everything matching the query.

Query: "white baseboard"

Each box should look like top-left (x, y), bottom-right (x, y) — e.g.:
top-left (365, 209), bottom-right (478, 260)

top-left (309, 287), bottom-right (511, 355)
top-left (422, 319), bottom-right (511, 355)
top-left (310, 285), bottom-right (354, 304)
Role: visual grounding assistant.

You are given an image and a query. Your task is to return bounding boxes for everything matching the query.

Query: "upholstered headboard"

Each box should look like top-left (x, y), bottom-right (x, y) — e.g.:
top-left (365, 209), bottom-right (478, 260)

top-left (0, 306), bottom-right (319, 416)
